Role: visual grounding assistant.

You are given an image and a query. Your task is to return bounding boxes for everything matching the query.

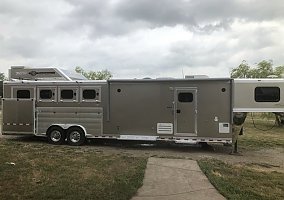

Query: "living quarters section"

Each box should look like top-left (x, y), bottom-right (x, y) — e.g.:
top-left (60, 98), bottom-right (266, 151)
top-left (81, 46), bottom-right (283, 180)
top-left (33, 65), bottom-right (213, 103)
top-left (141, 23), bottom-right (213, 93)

top-left (107, 79), bottom-right (233, 141)
top-left (107, 80), bottom-right (174, 138)
top-left (189, 79), bottom-right (232, 140)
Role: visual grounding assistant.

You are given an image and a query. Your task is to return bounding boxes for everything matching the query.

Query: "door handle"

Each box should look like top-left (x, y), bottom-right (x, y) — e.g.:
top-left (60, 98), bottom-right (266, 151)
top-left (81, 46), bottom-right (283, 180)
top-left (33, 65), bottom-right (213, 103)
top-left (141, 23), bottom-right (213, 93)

top-left (177, 109), bottom-right (181, 113)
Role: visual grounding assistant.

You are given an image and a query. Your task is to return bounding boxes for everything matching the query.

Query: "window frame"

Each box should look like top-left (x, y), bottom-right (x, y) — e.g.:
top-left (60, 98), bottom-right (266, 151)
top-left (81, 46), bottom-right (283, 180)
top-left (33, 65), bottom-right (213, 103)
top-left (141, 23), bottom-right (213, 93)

top-left (58, 87), bottom-right (78, 102)
top-left (254, 86), bottom-right (280, 102)
top-left (12, 87), bottom-right (35, 99)
top-left (37, 86), bottom-right (57, 102)
top-left (61, 89), bottom-right (74, 99)
top-left (80, 86), bottom-right (101, 102)
top-left (83, 89), bottom-right (97, 99)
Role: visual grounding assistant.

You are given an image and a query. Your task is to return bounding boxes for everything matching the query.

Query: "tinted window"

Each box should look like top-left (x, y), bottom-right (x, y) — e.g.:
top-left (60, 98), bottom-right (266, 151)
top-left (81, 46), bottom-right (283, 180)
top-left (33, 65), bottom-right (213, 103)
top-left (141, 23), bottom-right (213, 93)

top-left (83, 89), bottom-right (96, 99)
top-left (61, 90), bottom-right (74, 99)
top-left (255, 87), bottom-right (280, 102)
top-left (40, 90), bottom-right (52, 99)
top-left (17, 90), bottom-right (30, 99)
top-left (178, 92), bottom-right (193, 102)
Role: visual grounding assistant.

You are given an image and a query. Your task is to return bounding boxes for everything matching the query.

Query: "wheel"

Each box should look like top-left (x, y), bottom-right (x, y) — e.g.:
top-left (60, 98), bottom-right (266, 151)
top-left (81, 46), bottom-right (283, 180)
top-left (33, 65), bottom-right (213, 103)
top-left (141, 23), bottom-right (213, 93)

top-left (47, 126), bottom-right (66, 145)
top-left (67, 127), bottom-right (86, 146)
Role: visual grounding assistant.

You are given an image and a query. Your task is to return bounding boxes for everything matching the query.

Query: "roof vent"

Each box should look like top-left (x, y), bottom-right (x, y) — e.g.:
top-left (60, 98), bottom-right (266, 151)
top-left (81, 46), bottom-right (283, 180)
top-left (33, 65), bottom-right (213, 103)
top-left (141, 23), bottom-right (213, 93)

top-left (185, 75), bottom-right (209, 79)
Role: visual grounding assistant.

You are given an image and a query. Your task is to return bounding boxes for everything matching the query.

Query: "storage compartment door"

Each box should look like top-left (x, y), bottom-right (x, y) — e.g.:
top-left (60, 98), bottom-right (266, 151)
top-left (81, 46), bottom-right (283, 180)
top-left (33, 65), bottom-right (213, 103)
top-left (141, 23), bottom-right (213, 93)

top-left (2, 99), bottom-right (35, 135)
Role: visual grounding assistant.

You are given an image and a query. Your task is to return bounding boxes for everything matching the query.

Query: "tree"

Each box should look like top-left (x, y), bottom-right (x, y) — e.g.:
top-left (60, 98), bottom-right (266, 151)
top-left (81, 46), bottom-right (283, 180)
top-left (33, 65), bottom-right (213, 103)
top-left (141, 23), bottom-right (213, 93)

top-left (75, 66), bottom-right (112, 80)
top-left (0, 72), bottom-right (7, 81)
top-left (230, 60), bottom-right (282, 78)
top-left (255, 60), bottom-right (273, 78)
top-left (230, 61), bottom-right (251, 78)
top-left (274, 66), bottom-right (284, 77)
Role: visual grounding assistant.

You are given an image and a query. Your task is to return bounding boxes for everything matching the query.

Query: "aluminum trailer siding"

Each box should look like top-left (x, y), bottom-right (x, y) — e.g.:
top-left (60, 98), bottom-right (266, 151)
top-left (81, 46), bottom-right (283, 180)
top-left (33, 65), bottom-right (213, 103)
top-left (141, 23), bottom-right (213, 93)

top-left (2, 78), bottom-right (233, 145)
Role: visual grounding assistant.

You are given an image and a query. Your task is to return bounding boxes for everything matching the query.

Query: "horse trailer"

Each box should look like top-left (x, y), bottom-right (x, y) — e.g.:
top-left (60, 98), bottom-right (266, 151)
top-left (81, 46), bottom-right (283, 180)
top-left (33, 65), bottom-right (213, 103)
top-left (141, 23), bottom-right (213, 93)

top-left (1, 66), bottom-right (284, 146)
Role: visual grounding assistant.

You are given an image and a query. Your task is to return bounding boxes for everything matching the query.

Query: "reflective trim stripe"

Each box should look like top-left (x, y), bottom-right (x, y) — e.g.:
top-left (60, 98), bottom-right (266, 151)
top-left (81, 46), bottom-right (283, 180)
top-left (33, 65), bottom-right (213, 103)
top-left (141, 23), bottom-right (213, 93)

top-left (3, 123), bottom-right (31, 126)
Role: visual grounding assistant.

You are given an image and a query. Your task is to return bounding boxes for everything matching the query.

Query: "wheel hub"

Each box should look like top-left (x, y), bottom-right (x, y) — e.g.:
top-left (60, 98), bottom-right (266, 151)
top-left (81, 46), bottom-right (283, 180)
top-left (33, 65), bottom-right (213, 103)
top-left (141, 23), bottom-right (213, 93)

top-left (70, 131), bottom-right (81, 143)
top-left (50, 130), bottom-right (61, 142)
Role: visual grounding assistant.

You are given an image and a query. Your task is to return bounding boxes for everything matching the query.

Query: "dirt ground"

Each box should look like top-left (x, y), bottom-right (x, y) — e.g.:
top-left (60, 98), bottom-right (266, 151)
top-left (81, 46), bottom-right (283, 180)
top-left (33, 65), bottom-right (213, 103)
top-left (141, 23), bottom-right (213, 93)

top-left (1, 134), bottom-right (283, 173)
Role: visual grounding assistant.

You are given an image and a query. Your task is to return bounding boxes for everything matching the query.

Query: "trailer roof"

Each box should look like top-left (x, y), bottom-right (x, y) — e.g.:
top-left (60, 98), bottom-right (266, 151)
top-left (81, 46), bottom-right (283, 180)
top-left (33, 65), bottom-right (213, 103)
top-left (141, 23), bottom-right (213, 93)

top-left (108, 78), bottom-right (232, 83)
top-left (233, 78), bottom-right (284, 83)
top-left (5, 77), bottom-right (232, 85)
top-left (7, 78), bottom-right (284, 85)
top-left (3, 80), bottom-right (107, 85)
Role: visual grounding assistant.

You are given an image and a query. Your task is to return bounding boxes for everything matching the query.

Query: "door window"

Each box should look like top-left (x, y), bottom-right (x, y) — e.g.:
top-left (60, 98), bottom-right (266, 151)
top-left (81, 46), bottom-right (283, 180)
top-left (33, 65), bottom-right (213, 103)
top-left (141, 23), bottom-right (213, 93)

top-left (178, 92), bottom-right (193, 102)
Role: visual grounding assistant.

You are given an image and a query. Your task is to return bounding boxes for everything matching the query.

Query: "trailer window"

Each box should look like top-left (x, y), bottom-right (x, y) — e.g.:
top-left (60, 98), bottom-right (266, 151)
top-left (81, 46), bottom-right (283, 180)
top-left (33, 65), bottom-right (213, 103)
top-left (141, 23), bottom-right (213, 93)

top-left (40, 90), bottom-right (52, 99)
top-left (17, 90), bottom-right (30, 99)
top-left (61, 90), bottom-right (74, 99)
top-left (83, 89), bottom-right (96, 99)
top-left (178, 93), bottom-right (193, 102)
top-left (255, 87), bottom-right (280, 102)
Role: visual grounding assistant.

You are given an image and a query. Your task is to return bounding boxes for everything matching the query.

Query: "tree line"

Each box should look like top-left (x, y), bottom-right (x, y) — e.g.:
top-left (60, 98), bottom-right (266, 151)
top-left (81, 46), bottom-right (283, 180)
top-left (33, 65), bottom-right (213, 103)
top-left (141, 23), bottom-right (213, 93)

top-left (0, 60), bottom-right (283, 80)
top-left (230, 60), bottom-right (284, 78)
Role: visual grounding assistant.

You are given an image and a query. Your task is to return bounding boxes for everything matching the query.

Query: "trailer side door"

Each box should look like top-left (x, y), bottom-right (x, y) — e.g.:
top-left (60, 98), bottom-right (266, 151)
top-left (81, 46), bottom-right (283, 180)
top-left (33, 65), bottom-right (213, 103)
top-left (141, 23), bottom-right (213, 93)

top-left (174, 88), bottom-right (197, 136)
top-left (2, 98), bottom-right (35, 135)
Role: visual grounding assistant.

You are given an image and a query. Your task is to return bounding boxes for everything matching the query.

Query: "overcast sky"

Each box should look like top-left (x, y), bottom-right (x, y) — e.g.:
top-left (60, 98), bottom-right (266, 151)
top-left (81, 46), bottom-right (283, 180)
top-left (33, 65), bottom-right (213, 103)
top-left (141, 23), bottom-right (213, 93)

top-left (0, 0), bottom-right (283, 78)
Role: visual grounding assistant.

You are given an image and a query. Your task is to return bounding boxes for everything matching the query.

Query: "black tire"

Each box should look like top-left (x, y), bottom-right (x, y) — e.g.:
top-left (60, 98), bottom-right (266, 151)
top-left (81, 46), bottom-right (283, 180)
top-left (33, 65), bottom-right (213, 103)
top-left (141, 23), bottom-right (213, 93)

top-left (66, 127), bottom-right (86, 146)
top-left (47, 126), bottom-right (66, 145)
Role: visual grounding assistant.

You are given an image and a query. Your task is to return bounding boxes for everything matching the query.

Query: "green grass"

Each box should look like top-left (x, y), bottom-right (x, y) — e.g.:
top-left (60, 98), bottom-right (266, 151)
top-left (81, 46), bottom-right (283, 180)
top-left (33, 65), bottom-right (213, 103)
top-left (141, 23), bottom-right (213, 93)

top-left (198, 158), bottom-right (284, 200)
top-left (239, 113), bottom-right (284, 149)
top-left (1, 112), bottom-right (283, 199)
top-left (0, 139), bottom-right (147, 200)
top-left (199, 113), bottom-right (284, 199)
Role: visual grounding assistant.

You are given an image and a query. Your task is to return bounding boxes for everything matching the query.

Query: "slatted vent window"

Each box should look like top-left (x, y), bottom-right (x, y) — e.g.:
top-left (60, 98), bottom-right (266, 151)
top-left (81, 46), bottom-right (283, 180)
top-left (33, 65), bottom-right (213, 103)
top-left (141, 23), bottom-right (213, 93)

top-left (61, 90), bottom-right (74, 99)
top-left (17, 90), bottom-right (30, 99)
top-left (255, 87), bottom-right (280, 102)
top-left (83, 89), bottom-right (96, 99)
top-left (40, 90), bottom-right (52, 99)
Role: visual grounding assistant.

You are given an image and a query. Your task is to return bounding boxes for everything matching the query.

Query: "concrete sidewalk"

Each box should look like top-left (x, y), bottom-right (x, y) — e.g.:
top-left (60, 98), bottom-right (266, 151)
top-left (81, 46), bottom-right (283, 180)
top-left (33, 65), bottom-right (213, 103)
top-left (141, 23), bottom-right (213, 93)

top-left (132, 157), bottom-right (225, 200)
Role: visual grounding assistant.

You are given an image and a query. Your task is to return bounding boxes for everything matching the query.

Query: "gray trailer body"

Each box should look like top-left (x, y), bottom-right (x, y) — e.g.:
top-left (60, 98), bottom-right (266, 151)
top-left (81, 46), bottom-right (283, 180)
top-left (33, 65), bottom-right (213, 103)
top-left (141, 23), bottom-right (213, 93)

top-left (233, 79), bottom-right (284, 112)
top-left (2, 76), bottom-right (233, 144)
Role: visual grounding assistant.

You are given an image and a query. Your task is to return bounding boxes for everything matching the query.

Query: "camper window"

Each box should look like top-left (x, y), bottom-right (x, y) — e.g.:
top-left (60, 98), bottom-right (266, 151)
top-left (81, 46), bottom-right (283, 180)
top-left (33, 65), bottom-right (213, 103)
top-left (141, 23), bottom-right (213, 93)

top-left (178, 92), bottom-right (193, 102)
top-left (40, 90), bottom-right (52, 99)
top-left (61, 90), bottom-right (74, 99)
top-left (17, 90), bottom-right (30, 99)
top-left (83, 89), bottom-right (96, 99)
top-left (255, 87), bottom-right (280, 102)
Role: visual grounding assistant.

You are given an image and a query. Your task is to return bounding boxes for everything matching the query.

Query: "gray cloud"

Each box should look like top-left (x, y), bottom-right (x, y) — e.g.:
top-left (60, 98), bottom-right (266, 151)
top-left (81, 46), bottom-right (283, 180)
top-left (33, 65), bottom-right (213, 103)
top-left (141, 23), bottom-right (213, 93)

top-left (61, 0), bottom-right (284, 36)
top-left (0, 0), bottom-right (283, 79)
top-left (0, 37), bottom-right (44, 58)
